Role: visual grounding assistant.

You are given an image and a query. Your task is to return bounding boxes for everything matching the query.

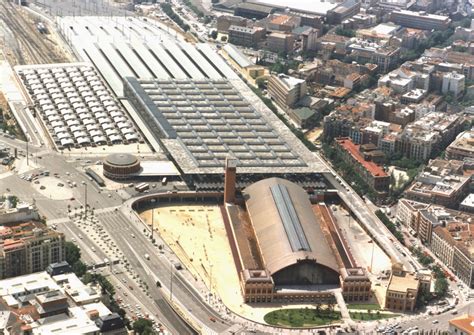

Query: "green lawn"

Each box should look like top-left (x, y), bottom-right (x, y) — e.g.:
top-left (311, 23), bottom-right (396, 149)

top-left (350, 311), bottom-right (398, 321)
top-left (264, 308), bottom-right (341, 327)
top-left (347, 303), bottom-right (381, 310)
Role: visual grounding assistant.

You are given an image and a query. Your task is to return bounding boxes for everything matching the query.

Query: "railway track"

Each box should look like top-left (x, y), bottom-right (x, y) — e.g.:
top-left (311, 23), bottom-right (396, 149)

top-left (0, 2), bottom-right (63, 64)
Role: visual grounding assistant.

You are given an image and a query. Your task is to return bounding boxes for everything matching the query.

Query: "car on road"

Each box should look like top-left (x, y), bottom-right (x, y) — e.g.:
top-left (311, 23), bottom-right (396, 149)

top-left (432, 320), bottom-right (439, 324)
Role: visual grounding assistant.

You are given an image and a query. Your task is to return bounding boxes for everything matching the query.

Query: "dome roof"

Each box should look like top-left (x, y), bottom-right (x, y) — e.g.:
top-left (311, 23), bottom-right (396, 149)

top-left (105, 153), bottom-right (138, 166)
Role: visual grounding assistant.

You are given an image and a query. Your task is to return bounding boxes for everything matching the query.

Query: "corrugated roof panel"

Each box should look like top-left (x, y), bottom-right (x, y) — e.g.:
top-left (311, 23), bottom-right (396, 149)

top-left (196, 44), bottom-right (239, 79)
top-left (164, 42), bottom-right (205, 79)
top-left (130, 40), bottom-right (170, 79)
top-left (148, 44), bottom-right (187, 79)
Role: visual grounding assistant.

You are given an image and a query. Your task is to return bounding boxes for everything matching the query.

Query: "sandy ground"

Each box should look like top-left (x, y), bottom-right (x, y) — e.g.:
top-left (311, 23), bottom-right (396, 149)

top-left (140, 204), bottom-right (335, 324)
top-left (331, 205), bottom-right (391, 306)
top-left (331, 205), bottom-right (391, 274)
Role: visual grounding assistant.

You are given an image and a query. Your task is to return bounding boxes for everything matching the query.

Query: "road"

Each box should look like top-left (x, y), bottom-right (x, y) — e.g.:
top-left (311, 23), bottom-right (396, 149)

top-left (97, 209), bottom-right (232, 334)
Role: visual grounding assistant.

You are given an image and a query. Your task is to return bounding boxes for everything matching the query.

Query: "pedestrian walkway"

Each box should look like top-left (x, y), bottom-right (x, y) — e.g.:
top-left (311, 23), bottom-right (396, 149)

top-left (334, 289), bottom-right (350, 320)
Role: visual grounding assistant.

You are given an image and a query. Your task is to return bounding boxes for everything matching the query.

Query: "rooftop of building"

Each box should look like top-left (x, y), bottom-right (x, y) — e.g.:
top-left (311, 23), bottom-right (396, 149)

top-left (358, 23), bottom-right (401, 38)
top-left (124, 77), bottom-right (326, 175)
top-left (433, 222), bottom-right (474, 261)
top-left (335, 138), bottom-right (388, 177)
top-left (449, 314), bottom-right (474, 333)
top-left (387, 271), bottom-right (419, 293)
top-left (425, 158), bottom-right (464, 176)
top-left (289, 107), bottom-right (316, 121)
top-left (275, 73), bottom-right (306, 88)
top-left (269, 14), bottom-right (292, 25)
top-left (461, 193), bottom-right (474, 209)
top-left (0, 221), bottom-right (62, 252)
top-left (407, 172), bottom-right (469, 197)
top-left (236, 1), bottom-right (274, 13)
top-left (402, 112), bottom-right (462, 141)
top-left (105, 153), bottom-right (138, 167)
top-left (392, 9), bottom-right (451, 21)
top-left (228, 25), bottom-right (262, 33)
top-left (223, 43), bottom-right (253, 69)
top-left (0, 271), bottom-right (117, 334)
top-left (248, 0), bottom-right (338, 15)
top-left (448, 130), bottom-right (474, 152)
top-left (243, 177), bottom-right (340, 276)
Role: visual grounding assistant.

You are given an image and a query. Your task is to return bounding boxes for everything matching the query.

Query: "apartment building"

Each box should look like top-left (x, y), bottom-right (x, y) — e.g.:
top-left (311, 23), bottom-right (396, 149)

top-left (405, 171), bottom-right (470, 209)
top-left (446, 130), bottom-right (474, 161)
top-left (378, 66), bottom-right (430, 94)
top-left (349, 41), bottom-right (400, 73)
top-left (397, 194), bottom-right (474, 250)
top-left (442, 71), bottom-right (465, 98)
top-left (334, 137), bottom-right (390, 196)
top-left (266, 32), bottom-right (295, 53)
top-left (216, 15), bottom-right (247, 33)
top-left (266, 14), bottom-right (301, 32)
top-left (323, 102), bottom-right (375, 144)
top-left (431, 221), bottom-right (474, 288)
top-left (0, 221), bottom-right (65, 279)
top-left (396, 198), bottom-right (430, 232)
top-left (268, 74), bottom-right (307, 110)
top-left (395, 112), bottom-right (465, 161)
top-left (228, 25), bottom-right (266, 48)
top-left (390, 10), bottom-right (451, 30)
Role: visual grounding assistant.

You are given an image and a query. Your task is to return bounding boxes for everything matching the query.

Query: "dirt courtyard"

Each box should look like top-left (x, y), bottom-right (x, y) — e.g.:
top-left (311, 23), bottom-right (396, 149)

top-left (139, 203), bottom-right (329, 323)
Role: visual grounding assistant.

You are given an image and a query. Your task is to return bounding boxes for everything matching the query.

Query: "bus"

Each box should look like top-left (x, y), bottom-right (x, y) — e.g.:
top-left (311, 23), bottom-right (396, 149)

top-left (135, 183), bottom-right (150, 192)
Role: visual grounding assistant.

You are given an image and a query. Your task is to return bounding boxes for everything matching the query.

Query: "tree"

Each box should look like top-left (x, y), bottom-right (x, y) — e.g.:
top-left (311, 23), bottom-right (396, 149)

top-left (72, 260), bottom-right (87, 277)
top-left (9, 196), bottom-right (18, 208)
top-left (65, 241), bottom-right (81, 265)
top-left (335, 27), bottom-right (355, 37)
top-left (435, 277), bottom-right (449, 297)
top-left (133, 318), bottom-right (154, 334)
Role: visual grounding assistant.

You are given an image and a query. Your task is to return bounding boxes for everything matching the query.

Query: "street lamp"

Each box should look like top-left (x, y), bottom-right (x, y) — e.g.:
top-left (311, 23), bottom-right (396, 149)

top-left (150, 198), bottom-right (156, 240)
top-left (169, 262), bottom-right (173, 302)
top-left (84, 183), bottom-right (88, 220)
top-left (370, 240), bottom-right (375, 273)
top-left (209, 263), bottom-right (213, 304)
